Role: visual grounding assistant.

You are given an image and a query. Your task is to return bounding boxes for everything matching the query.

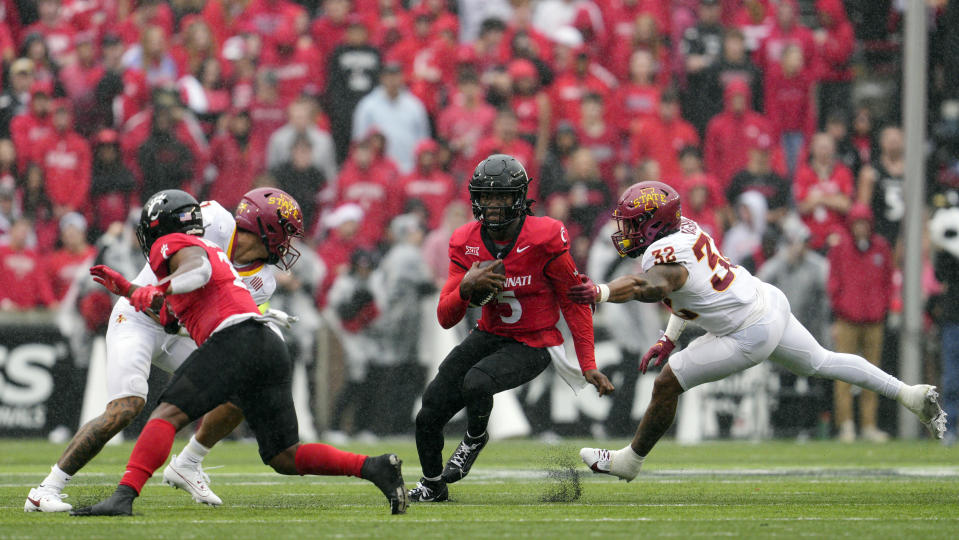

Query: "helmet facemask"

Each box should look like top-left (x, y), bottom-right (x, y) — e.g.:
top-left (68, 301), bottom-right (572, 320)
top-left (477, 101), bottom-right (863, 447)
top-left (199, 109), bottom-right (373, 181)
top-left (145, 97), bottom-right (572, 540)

top-left (255, 208), bottom-right (303, 271)
top-left (469, 185), bottom-right (528, 231)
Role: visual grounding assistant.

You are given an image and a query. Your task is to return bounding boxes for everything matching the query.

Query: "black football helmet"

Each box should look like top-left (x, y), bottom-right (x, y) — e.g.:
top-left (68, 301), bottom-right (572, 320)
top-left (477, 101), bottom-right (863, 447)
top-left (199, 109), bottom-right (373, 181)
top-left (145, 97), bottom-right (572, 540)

top-left (468, 154), bottom-right (532, 231)
top-left (135, 189), bottom-right (204, 258)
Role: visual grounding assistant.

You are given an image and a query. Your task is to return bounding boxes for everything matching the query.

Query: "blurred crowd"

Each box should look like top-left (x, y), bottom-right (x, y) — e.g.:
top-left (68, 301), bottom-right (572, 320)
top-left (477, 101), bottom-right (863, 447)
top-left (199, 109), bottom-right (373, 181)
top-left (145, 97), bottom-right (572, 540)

top-left (0, 0), bottom-right (958, 443)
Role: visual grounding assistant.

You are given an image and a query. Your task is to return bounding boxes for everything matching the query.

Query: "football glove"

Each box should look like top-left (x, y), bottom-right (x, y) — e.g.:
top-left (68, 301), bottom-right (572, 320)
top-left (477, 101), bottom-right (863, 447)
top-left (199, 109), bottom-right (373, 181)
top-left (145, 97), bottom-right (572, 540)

top-left (130, 283), bottom-right (169, 313)
top-left (90, 265), bottom-right (133, 297)
top-left (568, 275), bottom-right (599, 305)
top-left (640, 336), bottom-right (676, 374)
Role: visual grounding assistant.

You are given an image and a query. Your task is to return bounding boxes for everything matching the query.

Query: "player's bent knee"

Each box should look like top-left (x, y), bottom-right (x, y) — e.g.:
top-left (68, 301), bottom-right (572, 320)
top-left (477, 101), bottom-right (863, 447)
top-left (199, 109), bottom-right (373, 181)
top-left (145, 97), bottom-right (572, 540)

top-left (652, 367), bottom-right (684, 399)
top-left (148, 402), bottom-right (192, 430)
top-left (268, 446), bottom-right (298, 475)
top-left (461, 368), bottom-right (495, 401)
top-left (101, 396), bottom-right (145, 432)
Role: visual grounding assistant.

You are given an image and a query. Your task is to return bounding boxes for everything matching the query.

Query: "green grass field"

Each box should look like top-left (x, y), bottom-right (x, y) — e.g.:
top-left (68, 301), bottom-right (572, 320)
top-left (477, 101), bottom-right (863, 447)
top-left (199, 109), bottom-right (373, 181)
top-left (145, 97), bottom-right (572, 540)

top-left (1, 438), bottom-right (956, 539)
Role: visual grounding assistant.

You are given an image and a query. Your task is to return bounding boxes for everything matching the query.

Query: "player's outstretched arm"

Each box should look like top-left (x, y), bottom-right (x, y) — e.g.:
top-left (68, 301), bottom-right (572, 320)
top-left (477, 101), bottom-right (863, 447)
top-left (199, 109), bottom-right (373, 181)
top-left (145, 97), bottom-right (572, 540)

top-left (568, 264), bottom-right (688, 305)
top-left (128, 246), bottom-right (211, 312)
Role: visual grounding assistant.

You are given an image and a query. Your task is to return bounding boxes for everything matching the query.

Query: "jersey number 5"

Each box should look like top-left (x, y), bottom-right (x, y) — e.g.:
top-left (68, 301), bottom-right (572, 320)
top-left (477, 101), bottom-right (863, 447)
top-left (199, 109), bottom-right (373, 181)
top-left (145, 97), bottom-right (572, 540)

top-left (692, 233), bottom-right (736, 292)
top-left (495, 290), bottom-right (522, 324)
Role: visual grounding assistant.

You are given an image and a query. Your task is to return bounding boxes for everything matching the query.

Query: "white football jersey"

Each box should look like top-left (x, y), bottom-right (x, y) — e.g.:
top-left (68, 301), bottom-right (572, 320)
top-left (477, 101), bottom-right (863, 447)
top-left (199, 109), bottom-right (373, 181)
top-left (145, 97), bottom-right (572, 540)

top-left (130, 200), bottom-right (276, 305)
top-left (641, 218), bottom-right (762, 336)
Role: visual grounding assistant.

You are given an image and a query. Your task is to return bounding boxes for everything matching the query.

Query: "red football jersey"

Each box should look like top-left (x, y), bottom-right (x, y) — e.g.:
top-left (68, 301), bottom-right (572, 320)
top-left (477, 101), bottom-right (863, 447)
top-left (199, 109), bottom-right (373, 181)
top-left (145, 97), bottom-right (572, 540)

top-left (149, 233), bottom-right (259, 346)
top-left (438, 216), bottom-right (596, 371)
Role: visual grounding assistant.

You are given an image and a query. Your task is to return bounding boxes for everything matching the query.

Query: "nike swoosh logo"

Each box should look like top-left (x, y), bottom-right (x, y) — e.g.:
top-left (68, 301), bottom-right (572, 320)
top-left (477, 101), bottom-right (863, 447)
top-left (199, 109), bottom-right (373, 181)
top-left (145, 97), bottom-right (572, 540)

top-left (27, 497), bottom-right (40, 507)
top-left (516, 245), bottom-right (530, 253)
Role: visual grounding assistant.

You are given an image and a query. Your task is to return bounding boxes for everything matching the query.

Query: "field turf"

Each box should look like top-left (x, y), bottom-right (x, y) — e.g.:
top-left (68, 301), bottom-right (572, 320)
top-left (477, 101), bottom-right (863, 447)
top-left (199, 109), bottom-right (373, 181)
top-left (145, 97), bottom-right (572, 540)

top-left (1, 438), bottom-right (957, 539)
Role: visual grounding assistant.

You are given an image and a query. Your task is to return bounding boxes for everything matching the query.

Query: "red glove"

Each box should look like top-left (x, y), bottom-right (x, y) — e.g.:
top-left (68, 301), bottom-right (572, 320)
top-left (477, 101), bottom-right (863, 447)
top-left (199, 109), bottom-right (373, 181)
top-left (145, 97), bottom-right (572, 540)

top-left (129, 283), bottom-right (169, 312)
top-left (568, 274), bottom-right (600, 305)
top-left (640, 336), bottom-right (676, 374)
top-left (90, 265), bottom-right (133, 297)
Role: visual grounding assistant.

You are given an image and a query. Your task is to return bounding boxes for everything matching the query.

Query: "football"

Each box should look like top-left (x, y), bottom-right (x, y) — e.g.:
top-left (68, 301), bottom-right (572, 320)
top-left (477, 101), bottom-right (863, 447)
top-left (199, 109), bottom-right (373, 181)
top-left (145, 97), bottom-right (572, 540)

top-left (469, 259), bottom-right (506, 307)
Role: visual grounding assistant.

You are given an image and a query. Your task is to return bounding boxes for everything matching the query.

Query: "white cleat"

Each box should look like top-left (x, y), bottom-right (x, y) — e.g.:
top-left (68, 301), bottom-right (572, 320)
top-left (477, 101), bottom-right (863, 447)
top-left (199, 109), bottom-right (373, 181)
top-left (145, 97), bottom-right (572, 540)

top-left (162, 454), bottom-right (222, 506)
top-left (24, 486), bottom-right (72, 512)
top-left (579, 447), bottom-right (639, 482)
top-left (900, 384), bottom-right (948, 440)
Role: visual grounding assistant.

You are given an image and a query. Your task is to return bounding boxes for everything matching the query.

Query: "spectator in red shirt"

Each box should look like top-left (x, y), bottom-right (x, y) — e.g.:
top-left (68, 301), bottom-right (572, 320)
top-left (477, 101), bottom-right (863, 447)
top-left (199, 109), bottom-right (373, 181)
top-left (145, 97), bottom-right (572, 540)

top-left (549, 38), bottom-right (616, 127)
top-left (202, 0), bottom-right (253, 48)
top-left (576, 92), bottom-right (619, 190)
top-left (437, 70), bottom-right (497, 180)
top-left (704, 78), bottom-right (773, 188)
top-left (58, 33), bottom-right (103, 136)
top-left (36, 100), bottom-right (92, 216)
top-left (0, 217), bottom-right (56, 310)
top-left (827, 203), bottom-right (894, 443)
top-left (474, 109), bottom-right (537, 180)
top-left (24, 0), bottom-right (76, 67)
top-left (396, 139), bottom-right (458, 230)
top-left (207, 109), bottom-right (265, 211)
top-left (601, 0), bottom-right (670, 66)
top-left (88, 129), bottom-right (136, 234)
top-left (609, 14), bottom-right (671, 89)
top-left (335, 133), bottom-right (400, 248)
top-left (310, 0), bottom-right (352, 63)
top-left (238, 0), bottom-right (306, 52)
top-left (314, 202), bottom-right (370, 307)
top-left (507, 58), bottom-right (551, 162)
top-left (260, 21), bottom-right (323, 106)
top-left (170, 17), bottom-right (221, 80)
top-left (764, 43), bottom-right (816, 178)
top-left (11, 80), bottom-right (54, 172)
top-left (795, 133), bottom-right (854, 251)
top-left (813, 0), bottom-right (855, 125)
top-left (754, 0), bottom-right (814, 75)
top-left (611, 49), bottom-right (661, 136)
top-left (677, 145), bottom-right (727, 242)
top-left (45, 212), bottom-right (96, 301)
top-left (732, 0), bottom-right (773, 52)
top-left (115, 0), bottom-right (174, 47)
top-left (628, 89), bottom-right (699, 185)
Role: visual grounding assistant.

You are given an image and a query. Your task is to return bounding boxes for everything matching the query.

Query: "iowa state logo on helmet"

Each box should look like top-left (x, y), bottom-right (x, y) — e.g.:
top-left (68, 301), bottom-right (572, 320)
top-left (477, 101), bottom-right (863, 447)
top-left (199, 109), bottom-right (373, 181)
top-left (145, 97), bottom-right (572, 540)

top-left (268, 194), bottom-right (301, 221)
top-left (630, 187), bottom-right (668, 211)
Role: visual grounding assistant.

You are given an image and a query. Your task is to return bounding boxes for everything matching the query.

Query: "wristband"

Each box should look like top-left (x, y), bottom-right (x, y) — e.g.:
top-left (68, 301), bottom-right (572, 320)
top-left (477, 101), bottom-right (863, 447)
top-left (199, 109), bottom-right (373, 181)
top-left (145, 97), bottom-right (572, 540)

top-left (663, 313), bottom-right (686, 342)
top-left (597, 283), bottom-right (610, 303)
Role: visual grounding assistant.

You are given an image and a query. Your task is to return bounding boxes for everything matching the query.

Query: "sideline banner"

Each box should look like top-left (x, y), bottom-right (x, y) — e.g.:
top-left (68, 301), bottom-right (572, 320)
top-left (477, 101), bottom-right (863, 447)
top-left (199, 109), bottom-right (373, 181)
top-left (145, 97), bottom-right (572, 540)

top-left (0, 321), bottom-right (80, 437)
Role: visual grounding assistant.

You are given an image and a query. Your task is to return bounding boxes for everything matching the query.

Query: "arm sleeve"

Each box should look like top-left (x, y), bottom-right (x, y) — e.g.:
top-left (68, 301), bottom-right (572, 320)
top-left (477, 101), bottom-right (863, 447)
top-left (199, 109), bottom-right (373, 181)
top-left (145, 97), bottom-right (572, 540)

top-left (437, 260), bottom-right (470, 329)
top-left (545, 250), bottom-right (597, 372)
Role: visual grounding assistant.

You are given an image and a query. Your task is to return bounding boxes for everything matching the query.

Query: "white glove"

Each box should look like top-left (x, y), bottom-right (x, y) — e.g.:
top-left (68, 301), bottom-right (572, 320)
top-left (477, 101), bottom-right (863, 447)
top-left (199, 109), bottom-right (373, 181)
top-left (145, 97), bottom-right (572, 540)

top-left (258, 308), bottom-right (300, 329)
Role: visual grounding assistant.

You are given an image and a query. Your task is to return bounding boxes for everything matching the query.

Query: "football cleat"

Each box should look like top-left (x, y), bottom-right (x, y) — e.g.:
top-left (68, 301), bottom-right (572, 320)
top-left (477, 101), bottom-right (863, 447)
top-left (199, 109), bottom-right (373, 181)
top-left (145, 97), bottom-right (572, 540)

top-left (24, 486), bottom-right (72, 513)
top-left (408, 477), bottom-right (449, 503)
top-left (899, 384), bottom-right (948, 440)
top-left (70, 485), bottom-right (137, 516)
top-left (441, 432), bottom-right (489, 484)
top-left (360, 453), bottom-right (409, 514)
top-left (580, 447), bottom-right (640, 482)
top-left (162, 454), bottom-right (222, 506)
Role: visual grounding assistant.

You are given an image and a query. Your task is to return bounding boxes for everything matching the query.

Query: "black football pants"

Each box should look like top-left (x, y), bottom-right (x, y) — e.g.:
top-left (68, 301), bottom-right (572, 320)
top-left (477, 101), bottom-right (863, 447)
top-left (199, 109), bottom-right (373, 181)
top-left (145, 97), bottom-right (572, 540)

top-left (414, 329), bottom-right (551, 478)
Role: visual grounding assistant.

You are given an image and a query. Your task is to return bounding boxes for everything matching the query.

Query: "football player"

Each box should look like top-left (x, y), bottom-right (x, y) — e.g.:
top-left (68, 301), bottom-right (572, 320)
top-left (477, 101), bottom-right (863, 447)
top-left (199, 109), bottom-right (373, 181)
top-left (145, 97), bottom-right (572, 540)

top-left (408, 154), bottom-right (615, 503)
top-left (571, 181), bottom-right (948, 481)
top-left (70, 189), bottom-right (408, 516)
top-left (26, 188), bottom-right (299, 512)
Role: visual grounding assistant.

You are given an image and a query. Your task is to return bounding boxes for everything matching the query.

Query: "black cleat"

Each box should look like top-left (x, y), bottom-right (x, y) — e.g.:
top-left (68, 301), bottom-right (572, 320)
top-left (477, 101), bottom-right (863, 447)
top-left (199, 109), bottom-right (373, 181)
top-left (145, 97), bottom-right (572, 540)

top-left (441, 432), bottom-right (489, 484)
top-left (408, 477), bottom-right (449, 502)
top-left (70, 485), bottom-right (137, 516)
top-left (360, 453), bottom-right (409, 515)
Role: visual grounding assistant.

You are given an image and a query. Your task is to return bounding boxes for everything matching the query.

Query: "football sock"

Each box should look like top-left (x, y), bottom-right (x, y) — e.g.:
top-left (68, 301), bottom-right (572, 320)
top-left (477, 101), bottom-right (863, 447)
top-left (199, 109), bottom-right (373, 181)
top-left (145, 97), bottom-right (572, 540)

top-left (175, 435), bottom-right (210, 468)
top-left (294, 444), bottom-right (365, 477)
top-left (610, 446), bottom-right (645, 478)
top-left (120, 418), bottom-right (176, 494)
top-left (41, 464), bottom-right (71, 491)
top-left (819, 352), bottom-right (902, 400)
top-left (424, 475), bottom-right (443, 483)
top-left (465, 430), bottom-right (486, 441)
